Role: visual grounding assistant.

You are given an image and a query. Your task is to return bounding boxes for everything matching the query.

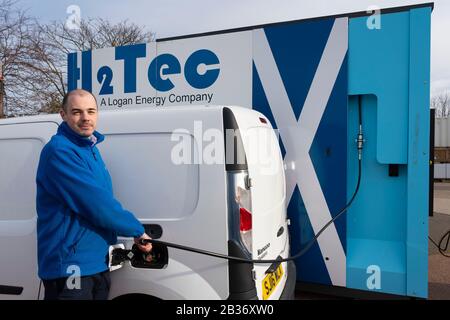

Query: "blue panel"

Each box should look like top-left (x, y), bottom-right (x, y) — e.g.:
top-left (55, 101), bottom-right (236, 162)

top-left (347, 95), bottom-right (407, 241)
top-left (406, 7), bottom-right (431, 298)
top-left (347, 7), bottom-right (431, 298)
top-left (346, 95), bottom-right (407, 295)
top-left (348, 12), bottom-right (410, 164)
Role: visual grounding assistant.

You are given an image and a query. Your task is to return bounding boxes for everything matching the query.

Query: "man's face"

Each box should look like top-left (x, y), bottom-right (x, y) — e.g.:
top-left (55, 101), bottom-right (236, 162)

top-left (60, 93), bottom-right (98, 137)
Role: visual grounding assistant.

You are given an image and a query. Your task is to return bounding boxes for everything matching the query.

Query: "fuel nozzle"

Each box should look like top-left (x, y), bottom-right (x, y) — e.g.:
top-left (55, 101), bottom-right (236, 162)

top-left (109, 240), bottom-right (168, 270)
top-left (356, 124), bottom-right (365, 160)
top-left (131, 242), bottom-right (168, 269)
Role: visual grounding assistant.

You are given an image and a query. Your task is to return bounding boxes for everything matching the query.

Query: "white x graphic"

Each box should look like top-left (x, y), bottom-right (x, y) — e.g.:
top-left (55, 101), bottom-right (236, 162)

top-left (253, 18), bottom-right (348, 286)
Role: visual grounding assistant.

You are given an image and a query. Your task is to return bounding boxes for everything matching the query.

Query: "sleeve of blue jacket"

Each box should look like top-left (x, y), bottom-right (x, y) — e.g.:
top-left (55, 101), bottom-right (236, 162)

top-left (44, 147), bottom-right (145, 238)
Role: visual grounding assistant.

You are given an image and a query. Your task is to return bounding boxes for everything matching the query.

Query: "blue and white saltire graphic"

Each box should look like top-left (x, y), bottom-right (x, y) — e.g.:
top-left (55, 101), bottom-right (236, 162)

top-left (252, 18), bottom-right (348, 286)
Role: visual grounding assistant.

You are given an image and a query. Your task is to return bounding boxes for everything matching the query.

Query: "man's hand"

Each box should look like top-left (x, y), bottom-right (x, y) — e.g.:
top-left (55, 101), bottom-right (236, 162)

top-left (134, 232), bottom-right (153, 253)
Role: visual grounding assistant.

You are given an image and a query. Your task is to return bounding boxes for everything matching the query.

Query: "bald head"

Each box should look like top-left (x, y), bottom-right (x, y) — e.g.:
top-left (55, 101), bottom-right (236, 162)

top-left (60, 89), bottom-right (98, 137)
top-left (62, 89), bottom-right (98, 112)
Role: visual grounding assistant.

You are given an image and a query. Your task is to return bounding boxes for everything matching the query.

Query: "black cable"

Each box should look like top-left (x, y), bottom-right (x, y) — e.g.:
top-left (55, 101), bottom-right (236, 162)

top-left (428, 236), bottom-right (440, 249)
top-left (429, 230), bottom-right (450, 258)
top-left (37, 280), bottom-right (42, 300)
top-left (440, 230), bottom-right (450, 257)
top-left (141, 100), bottom-right (364, 263)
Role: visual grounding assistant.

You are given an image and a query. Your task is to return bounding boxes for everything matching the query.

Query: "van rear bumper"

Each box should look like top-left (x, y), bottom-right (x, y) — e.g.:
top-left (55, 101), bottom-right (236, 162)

top-left (280, 260), bottom-right (296, 300)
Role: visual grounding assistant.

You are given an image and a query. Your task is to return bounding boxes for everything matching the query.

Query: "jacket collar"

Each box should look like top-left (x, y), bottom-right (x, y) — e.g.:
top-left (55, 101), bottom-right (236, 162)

top-left (57, 121), bottom-right (104, 147)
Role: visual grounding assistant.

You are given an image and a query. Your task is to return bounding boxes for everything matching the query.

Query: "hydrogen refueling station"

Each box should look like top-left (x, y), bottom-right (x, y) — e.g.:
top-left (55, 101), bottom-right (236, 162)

top-left (67, 3), bottom-right (432, 299)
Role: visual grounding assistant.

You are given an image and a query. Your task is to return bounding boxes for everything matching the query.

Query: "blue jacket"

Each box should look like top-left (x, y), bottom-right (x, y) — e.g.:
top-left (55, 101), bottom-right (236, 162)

top-left (36, 121), bottom-right (144, 280)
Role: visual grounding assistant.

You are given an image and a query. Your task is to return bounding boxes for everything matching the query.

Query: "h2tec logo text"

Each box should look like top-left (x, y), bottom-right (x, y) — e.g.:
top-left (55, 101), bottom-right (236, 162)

top-left (68, 43), bottom-right (221, 95)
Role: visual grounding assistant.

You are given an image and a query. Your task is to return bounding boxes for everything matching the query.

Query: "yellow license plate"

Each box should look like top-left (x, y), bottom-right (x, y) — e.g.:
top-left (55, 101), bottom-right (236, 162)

top-left (262, 264), bottom-right (284, 300)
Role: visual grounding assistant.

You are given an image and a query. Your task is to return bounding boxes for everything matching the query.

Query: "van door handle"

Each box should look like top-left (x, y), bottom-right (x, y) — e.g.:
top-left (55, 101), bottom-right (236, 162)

top-left (0, 285), bottom-right (23, 295)
top-left (144, 224), bottom-right (163, 239)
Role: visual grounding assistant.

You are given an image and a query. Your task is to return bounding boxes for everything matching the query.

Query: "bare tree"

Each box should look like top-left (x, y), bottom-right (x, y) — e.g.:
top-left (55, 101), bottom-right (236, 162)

top-left (1, 0), bottom-right (154, 116)
top-left (432, 92), bottom-right (450, 118)
top-left (43, 18), bottom-right (155, 51)
top-left (0, 0), bottom-right (37, 116)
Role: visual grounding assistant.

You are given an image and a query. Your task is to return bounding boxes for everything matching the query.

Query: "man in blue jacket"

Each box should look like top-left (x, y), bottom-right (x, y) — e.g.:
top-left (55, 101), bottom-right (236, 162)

top-left (36, 89), bottom-right (152, 300)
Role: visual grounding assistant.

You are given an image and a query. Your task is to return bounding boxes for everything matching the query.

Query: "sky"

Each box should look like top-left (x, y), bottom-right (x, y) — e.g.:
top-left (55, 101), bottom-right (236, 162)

top-left (17, 0), bottom-right (450, 96)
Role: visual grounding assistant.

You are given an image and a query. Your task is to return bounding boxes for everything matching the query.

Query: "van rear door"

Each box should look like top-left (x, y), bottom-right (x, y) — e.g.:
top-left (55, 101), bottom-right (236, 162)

top-left (0, 120), bottom-right (58, 300)
top-left (230, 107), bottom-right (289, 300)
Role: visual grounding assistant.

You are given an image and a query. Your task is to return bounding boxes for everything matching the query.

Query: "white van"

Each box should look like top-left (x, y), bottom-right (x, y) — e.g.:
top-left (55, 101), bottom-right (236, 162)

top-left (0, 105), bottom-right (295, 300)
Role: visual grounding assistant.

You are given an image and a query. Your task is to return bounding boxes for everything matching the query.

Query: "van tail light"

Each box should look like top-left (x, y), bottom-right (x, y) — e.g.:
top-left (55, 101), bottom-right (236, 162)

top-left (240, 207), bottom-right (252, 231)
top-left (239, 206), bottom-right (253, 254)
top-left (227, 171), bottom-right (253, 257)
top-left (237, 186), bottom-right (253, 254)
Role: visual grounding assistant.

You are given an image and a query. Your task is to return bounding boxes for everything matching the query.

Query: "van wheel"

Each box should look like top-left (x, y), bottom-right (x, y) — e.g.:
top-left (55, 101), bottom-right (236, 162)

top-left (112, 293), bottom-right (161, 301)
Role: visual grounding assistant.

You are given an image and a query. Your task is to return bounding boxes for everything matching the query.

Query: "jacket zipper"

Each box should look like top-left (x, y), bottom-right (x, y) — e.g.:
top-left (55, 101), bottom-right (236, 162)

top-left (91, 148), bottom-right (97, 161)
